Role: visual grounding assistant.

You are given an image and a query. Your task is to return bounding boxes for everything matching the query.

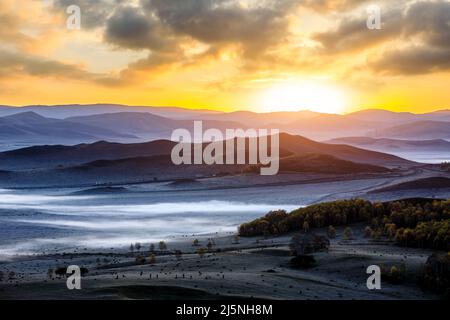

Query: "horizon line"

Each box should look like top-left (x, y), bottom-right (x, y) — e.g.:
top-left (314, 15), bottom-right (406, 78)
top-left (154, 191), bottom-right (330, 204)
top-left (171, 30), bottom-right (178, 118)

top-left (0, 103), bottom-right (449, 116)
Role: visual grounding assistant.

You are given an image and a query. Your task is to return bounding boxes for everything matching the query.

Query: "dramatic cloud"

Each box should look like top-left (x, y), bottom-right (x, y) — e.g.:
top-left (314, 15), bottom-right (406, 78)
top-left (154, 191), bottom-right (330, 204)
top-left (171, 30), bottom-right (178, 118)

top-left (142, 0), bottom-right (297, 56)
top-left (0, 49), bottom-right (125, 86)
top-left (104, 6), bottom-right (175, 51)
top-left (299, 0), bottom-right (370, 12)
top-left (370, 1), bottom-right (450, 75)
top-left (52, 0), bottom-right (122, 29)
top-left (313, 1), bottom-right (450, 75)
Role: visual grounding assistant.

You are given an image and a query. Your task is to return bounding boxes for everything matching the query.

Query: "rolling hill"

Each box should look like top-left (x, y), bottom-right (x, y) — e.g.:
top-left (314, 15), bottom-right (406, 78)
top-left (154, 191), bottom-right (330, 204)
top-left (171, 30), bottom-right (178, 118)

top-left (370, 177), bottom-right (450, 193)
top-left (326, 137), bottom-right (450, 152)
top-left (0, 132), bottom-right (413, 172)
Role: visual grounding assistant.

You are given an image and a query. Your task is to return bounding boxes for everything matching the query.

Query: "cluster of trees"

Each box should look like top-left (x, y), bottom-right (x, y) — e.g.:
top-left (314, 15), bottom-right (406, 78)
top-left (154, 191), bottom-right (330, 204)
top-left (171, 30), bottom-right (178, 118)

top-left (239, 199), bottom-right (376, 237)
top-left (394, 220), bottom-right (450, 250)
top-left (239, 198), bottom-right (450, 250)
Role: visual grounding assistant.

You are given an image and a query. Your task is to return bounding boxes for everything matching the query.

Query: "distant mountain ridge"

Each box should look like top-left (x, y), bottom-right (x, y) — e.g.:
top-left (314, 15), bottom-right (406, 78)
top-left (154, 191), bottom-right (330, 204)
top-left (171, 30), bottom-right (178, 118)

top-left (0, 111), bottom-right (137, 146)
top-left (0, 105), bottom-right (449, 152)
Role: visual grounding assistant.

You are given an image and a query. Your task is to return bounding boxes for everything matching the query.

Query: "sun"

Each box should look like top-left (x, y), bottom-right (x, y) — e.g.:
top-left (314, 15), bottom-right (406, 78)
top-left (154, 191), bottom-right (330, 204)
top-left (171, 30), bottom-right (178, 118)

top-left (260, 81), bottom-right (347, 114)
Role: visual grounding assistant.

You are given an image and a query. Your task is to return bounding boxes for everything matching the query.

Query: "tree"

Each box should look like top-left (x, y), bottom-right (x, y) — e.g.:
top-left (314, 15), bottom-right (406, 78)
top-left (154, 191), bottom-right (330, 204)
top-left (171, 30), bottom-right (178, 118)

top-left (385, 223), bottom-right (397, 240)
top-left (197, 248), bottom-right (206, 258)
top-left (129, 243), bottom-right (134, 253)
top-left (149, 243), bottom-right (155, 252)
top-left (192, 239), bottom-right (200, 247)
top-left (159, 241), bottom-right (167, 251)
top-left (149, 254), bottom-right (156, 264)
top-left (327, 225), bottom-right (336, 238)
top-left (290, 234), bottom-right (329, 256)
top-left (364, 226), bottom-right (373, 238)
top-left (135, 242), bottom-right (141, 251)
top-left (47, 268), bottom-right (54, 279)
top-left (207, 241), bottom-right (213, 251)
top-left (343, 227), bottom-right (353, 240)
top-left (303, 221), bottom-right (310, 233)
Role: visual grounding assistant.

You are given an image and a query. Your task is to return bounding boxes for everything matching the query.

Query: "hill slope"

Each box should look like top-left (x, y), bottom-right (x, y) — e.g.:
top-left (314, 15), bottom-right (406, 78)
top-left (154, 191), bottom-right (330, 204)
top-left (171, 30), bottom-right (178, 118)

top-left (368, 121), bottom-right (450, 140)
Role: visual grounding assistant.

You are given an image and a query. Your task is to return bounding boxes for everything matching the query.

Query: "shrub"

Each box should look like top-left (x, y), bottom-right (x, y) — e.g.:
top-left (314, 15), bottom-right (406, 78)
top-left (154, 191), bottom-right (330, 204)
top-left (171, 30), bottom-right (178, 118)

top-left (159, 241), bottom-right (167, 251)
top-left (135, 255), bottom-right (146, 264)
top-left (327, 225), bottom-right (336, 238)
top-left (197, 248), bottom-right (207, 258)
top-left (343, 227), bottom-right (353, 240)
top-left (290, 234), bottom-right (330, 256)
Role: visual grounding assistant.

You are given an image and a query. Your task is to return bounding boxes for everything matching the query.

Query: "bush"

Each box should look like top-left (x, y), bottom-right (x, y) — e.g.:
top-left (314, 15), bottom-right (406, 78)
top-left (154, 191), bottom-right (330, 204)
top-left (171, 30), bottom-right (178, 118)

top-left (135, 255), bottom-right (146, 264)
top-left (290, 234), bottom-right (330, 256)
top-left (343, 227), bottom-right (353, 240)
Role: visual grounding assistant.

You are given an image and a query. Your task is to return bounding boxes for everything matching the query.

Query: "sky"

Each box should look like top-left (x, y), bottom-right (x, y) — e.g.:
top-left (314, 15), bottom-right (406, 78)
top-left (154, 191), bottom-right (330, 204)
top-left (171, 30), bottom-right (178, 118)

top-left (0, 0), bottom-right (450, 114)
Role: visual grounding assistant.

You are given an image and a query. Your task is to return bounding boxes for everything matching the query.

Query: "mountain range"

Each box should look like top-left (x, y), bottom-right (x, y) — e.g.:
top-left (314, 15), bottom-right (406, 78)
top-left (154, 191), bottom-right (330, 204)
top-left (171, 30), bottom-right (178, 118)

top-left (0, 105), bottom-right (448, 164)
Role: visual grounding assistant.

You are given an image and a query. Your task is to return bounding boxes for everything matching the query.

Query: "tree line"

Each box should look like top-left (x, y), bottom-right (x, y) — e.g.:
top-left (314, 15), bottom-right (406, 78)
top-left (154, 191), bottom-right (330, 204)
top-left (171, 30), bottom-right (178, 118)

top-left (239, 198), bottom-right (450, 251)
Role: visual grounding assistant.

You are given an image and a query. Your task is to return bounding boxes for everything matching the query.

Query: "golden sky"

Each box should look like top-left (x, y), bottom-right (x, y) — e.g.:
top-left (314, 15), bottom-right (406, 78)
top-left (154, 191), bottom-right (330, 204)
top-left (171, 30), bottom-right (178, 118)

top-left (1, 0), bottom-right (450, 114)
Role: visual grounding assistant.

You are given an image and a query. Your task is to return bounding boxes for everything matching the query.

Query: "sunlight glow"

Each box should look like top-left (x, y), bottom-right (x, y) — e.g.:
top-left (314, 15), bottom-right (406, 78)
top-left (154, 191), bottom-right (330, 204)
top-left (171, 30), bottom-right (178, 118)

top-left (261, 81), bottom-right (347, 114)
